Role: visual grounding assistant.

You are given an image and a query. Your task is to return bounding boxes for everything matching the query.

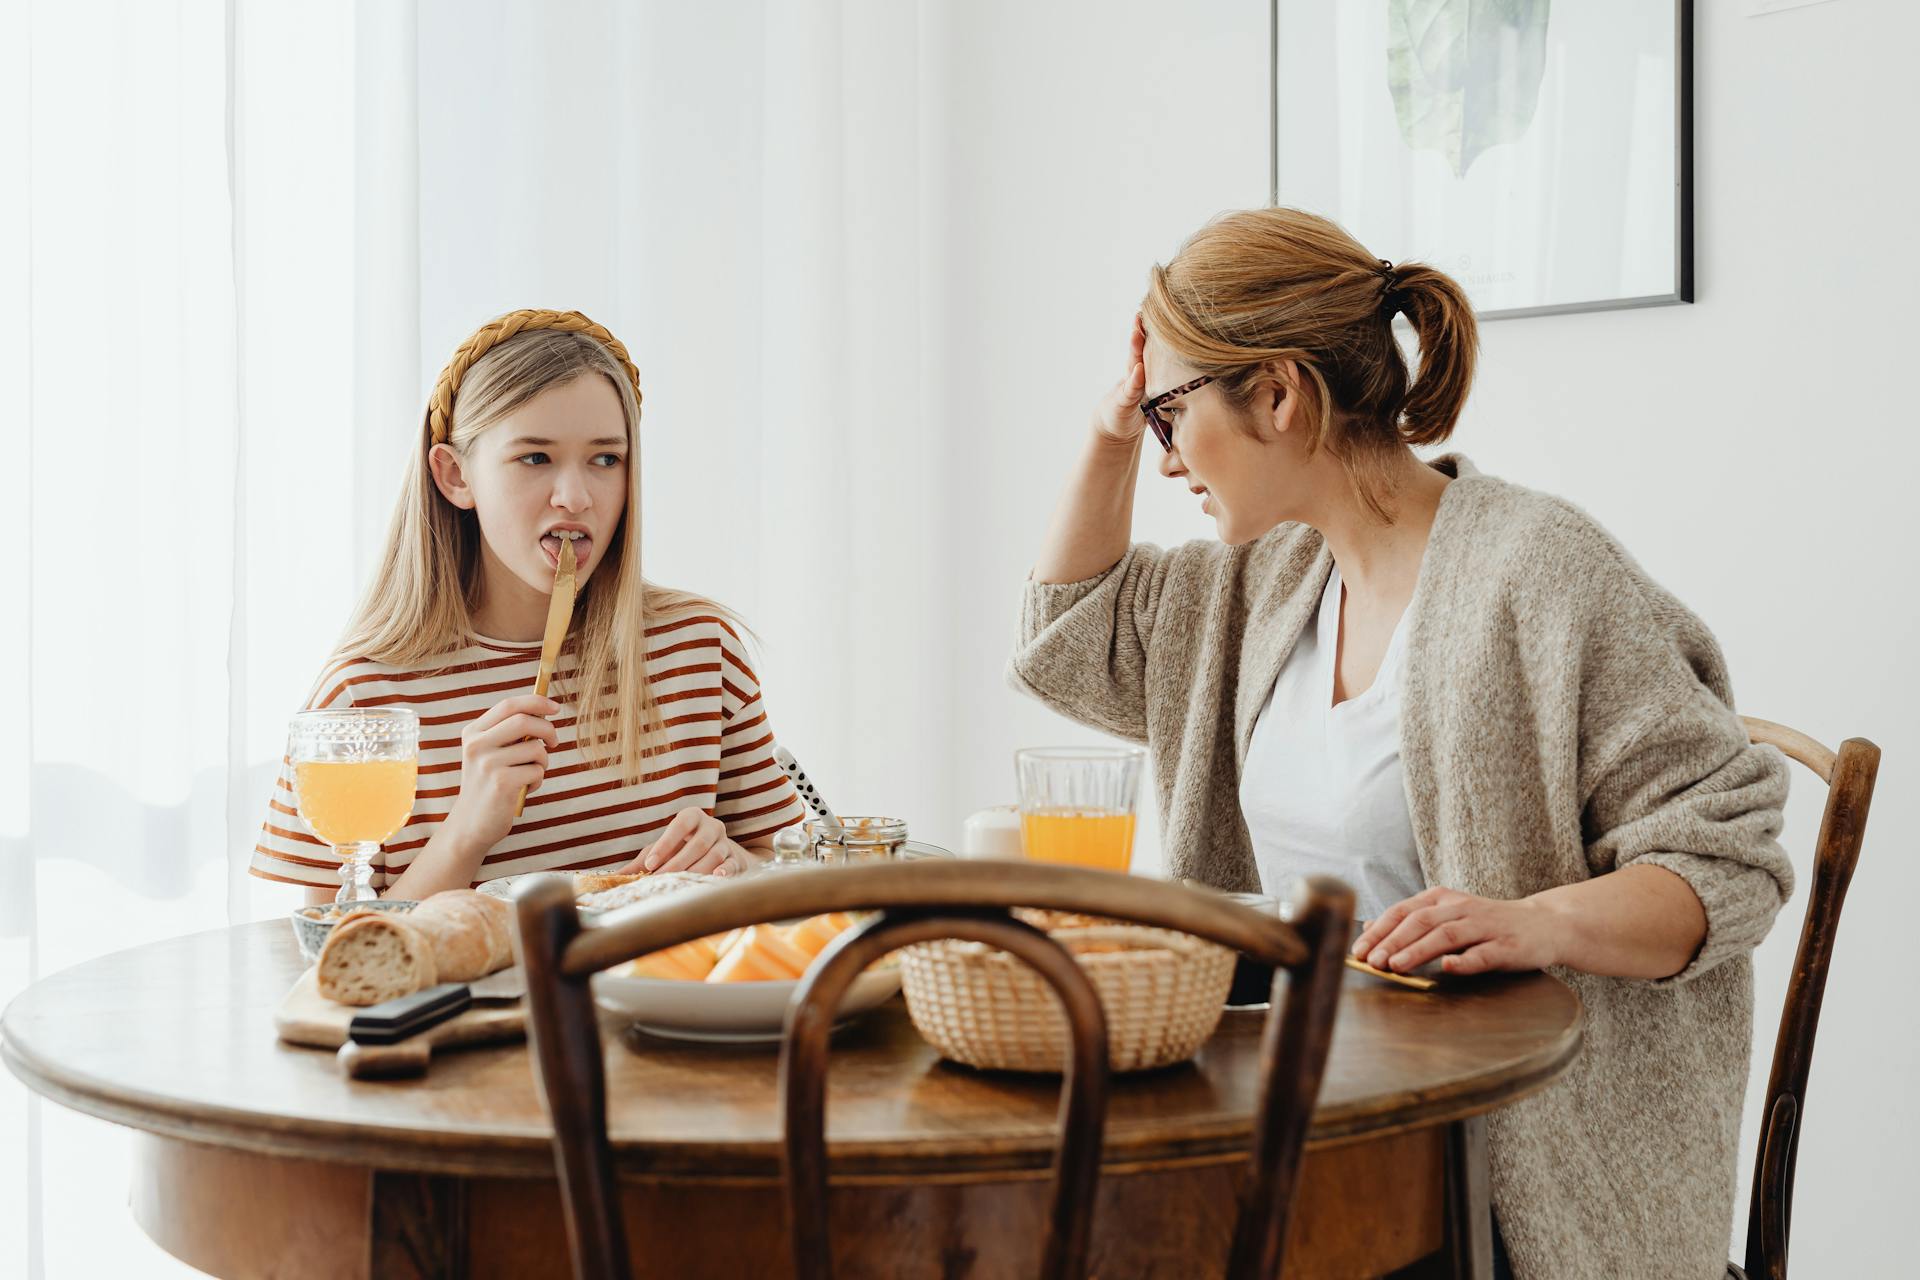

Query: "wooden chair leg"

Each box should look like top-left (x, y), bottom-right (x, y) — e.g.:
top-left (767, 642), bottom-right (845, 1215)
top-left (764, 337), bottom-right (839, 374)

top-left (1443, 1116), bottom-right (1493, 1279)
top-left (1225, 877), bottom-right (1352, 1279)
top-left (519, 874), bottom-right (629, 1280)
top-left (781, 908), bottom-right (1111, 1280)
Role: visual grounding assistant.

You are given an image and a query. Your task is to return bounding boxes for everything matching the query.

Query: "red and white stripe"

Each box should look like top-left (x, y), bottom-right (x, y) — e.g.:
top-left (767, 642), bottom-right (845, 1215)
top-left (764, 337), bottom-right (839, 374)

top-left (251, 615), bottom-right (806, 889)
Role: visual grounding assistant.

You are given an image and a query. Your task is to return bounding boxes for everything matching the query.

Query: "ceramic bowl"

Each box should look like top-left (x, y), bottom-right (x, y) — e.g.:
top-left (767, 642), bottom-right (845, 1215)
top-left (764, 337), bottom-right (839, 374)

top-left (289, 899), bottom-right (420, 964)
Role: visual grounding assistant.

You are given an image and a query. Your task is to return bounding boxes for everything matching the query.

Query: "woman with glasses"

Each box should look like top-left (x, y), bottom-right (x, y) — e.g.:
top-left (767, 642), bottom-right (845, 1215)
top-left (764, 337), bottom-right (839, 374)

top-left (1010, 207), bottom-right (1790, 1280)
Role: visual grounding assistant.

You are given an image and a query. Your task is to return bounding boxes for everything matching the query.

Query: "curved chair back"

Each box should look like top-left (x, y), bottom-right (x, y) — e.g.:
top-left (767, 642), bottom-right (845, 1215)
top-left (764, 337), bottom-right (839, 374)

top-left (1736, 717), bottom-right (1881, 1280)
top-left (516, 859), bottom-right (1354, 1280)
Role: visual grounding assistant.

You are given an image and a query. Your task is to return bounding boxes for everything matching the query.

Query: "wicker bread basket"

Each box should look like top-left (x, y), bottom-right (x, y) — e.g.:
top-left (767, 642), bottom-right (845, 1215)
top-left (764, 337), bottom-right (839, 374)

top-left (899, 924), bottom-right (1235, 1073)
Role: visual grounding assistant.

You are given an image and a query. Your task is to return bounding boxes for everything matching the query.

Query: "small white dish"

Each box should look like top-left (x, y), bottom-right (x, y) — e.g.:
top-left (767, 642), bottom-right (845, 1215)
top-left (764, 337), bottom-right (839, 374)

top-left (591, 966), bottom-right (902, 1043)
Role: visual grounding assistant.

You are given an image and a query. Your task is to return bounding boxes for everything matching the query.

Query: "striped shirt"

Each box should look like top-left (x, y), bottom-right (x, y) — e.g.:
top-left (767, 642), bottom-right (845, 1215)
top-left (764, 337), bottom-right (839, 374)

top-left (251, 615), bottom-right (807, 890)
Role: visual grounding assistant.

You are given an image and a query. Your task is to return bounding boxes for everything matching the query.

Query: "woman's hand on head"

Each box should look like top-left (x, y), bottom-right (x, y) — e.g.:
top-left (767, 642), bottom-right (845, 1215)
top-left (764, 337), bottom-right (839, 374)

top-left (623, 807), bottom-right (749, 877)
top-left (1092, 314), bottom-right (1150, 447)
top-left (1351, 886), bottom-right (1562, 977)
top-left (445, 694), bottom-right (561, 855)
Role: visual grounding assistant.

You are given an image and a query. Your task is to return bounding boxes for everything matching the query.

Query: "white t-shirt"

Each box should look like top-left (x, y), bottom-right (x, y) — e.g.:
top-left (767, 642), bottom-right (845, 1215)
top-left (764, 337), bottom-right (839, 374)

top-left (1238, 567), bottom-right (1425, 922)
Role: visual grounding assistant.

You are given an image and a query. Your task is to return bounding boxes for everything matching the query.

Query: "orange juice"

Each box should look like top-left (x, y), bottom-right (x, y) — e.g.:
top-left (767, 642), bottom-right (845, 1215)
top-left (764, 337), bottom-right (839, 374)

top-left (1019, 808), bottom-right (1136, 872)
top-left (294, 759), bottom-right (418, 846)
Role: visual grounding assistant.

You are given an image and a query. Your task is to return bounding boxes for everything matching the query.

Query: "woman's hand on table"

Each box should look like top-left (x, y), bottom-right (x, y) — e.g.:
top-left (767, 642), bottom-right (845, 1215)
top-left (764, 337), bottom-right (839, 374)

top-left (621, 807), bottom-right (757, 877)
top-left (1352, 887), bottom-right (1561, 977)
top-left (1355, 867), bottom-right (1710, 981)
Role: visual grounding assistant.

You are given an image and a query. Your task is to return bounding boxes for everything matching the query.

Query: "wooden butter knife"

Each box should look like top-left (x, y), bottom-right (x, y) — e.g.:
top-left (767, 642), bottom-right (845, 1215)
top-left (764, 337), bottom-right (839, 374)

top-left (1344, 955), bottom-right (1439, 991)
top-left (515, 536), bottom-right (577, 818)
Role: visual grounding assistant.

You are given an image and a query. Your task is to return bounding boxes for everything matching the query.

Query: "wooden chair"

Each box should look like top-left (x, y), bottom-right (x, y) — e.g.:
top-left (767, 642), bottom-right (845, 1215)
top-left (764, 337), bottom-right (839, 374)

top-left (1728, 717), bottom-right (1880, 1280)
top-left (515, 859), bottom-right (1354, 1280)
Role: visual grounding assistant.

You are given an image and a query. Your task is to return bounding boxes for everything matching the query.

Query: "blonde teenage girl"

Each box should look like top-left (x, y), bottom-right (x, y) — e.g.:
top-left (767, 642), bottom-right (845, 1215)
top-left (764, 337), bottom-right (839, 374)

top-left (255, 310), bottom-right (806, 903)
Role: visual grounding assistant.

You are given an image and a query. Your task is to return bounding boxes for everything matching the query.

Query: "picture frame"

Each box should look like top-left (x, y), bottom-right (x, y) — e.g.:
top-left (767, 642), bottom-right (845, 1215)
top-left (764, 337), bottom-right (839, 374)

top-left (1269, 0), bottom-right (1694, 320)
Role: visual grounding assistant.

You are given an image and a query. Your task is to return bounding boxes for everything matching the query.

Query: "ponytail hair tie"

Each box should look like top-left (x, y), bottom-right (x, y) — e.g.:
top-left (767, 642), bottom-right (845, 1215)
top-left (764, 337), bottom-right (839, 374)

top-left (425, 308), bottom-right (642, 445)
top-left (1376, 259), bottom-right (1406, 315)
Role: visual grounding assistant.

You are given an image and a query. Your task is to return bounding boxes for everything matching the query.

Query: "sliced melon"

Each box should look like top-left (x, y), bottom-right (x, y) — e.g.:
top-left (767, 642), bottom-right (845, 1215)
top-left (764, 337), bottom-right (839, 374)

top-left (707, 924), bottom-right (812, 982)
top-left (783, 912), bottom-right (857, 959)
top-left (621, 936), bottom-right (721, 982)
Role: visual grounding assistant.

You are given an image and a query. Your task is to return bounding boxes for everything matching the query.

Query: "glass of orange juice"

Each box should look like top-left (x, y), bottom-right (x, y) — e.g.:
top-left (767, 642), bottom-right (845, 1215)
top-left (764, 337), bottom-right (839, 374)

top-left (1015, 746), bottom-right (1146, 873)
top-left (288, 708), bottom-right (420, 904)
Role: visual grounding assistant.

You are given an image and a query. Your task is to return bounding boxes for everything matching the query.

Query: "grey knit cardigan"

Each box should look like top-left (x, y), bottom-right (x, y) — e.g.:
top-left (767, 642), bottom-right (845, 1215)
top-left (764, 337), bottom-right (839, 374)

top-left (1008, 456), bottom-right (1792, 1280)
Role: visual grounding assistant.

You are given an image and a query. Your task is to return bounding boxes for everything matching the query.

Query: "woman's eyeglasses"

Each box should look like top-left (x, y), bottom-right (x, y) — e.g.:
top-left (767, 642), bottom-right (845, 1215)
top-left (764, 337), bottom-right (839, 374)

top-left (1140, 375), bottom-right (1215, 452)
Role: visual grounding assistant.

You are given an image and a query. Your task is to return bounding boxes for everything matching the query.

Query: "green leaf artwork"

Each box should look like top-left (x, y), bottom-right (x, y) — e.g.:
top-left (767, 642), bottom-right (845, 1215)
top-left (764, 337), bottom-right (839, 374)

top-left (1387, 0), bottom-right (1551, 178)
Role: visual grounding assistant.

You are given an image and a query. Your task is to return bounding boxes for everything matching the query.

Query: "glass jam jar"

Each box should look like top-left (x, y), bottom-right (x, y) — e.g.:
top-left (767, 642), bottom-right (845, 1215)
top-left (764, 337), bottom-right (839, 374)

top-left (805, 816), bottom-right (908, 864)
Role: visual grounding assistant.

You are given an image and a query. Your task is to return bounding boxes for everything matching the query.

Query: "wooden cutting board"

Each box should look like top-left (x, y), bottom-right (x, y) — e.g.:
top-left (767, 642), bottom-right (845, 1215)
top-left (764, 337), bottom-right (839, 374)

top-left (274, 968), bottom-right (526, 1080)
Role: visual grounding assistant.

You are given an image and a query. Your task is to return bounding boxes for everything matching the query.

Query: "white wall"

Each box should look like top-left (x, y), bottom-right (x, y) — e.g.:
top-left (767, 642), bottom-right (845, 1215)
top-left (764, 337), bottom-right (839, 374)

top-left (915, 0), bottom-right (1274, 857)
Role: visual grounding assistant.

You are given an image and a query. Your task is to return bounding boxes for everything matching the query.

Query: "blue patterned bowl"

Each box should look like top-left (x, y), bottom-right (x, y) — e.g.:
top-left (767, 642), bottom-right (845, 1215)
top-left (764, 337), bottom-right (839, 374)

top-left (289, 899), bottom-right (420, 964)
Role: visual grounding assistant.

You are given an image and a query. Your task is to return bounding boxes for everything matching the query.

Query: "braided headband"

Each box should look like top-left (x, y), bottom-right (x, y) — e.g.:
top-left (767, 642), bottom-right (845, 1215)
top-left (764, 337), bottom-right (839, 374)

top-left (425, 308), bottom-right (643, 445)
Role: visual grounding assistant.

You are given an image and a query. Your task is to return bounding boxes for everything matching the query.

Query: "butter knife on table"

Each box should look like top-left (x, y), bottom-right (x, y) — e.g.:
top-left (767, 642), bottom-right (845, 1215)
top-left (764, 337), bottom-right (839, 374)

top-left (342, 966), bottom-right (522, 1046)
top-left (1343, 955), bottom-right (1438, 991)
top-left (335, 967), bottom-right (527, 1079)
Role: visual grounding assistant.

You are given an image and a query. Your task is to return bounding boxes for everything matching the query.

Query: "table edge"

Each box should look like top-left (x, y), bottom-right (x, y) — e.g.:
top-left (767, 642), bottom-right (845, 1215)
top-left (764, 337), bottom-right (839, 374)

top-left (4, 985), bottom-right (1584, 1181)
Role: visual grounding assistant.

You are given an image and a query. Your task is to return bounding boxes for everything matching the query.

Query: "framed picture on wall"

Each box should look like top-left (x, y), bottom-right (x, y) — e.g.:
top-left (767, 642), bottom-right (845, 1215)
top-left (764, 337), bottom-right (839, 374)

top-left (1270, 0), bottom-right (1693, 320)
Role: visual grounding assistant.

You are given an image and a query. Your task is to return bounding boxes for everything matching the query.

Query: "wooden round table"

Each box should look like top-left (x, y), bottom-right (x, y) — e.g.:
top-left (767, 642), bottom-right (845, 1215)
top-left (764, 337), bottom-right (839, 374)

top-left (2, 920), bottom-right (1581, 1279)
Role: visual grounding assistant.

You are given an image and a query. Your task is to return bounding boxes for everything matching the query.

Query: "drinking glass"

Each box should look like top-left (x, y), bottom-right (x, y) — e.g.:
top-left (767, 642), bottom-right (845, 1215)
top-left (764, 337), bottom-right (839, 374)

top-left (1014, 746), bottom-right (1146, 873)
top-left (288, 708), bottom-right (420, 904)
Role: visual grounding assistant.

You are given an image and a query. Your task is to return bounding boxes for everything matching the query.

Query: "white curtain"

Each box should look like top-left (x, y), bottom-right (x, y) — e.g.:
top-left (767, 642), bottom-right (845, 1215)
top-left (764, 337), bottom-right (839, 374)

top-left (4, 1), bottom-right (1266, 1273)
top-left (6, 1), bottom-right (241, 1275)
top-left (4, 1), bottom-right (399, 1272)
top-left (403, 0), bottom-right (969, 840)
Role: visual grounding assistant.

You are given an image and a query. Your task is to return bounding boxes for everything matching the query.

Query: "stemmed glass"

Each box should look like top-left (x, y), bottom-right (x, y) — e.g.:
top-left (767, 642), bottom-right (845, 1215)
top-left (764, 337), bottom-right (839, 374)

top-left (287, 708), bottom-right (420, 904)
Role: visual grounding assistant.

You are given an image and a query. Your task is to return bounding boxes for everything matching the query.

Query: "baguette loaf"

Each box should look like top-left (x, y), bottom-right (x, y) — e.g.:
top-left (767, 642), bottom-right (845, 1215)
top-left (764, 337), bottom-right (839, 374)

top-left (316, 889), bottom-right (516, 1006)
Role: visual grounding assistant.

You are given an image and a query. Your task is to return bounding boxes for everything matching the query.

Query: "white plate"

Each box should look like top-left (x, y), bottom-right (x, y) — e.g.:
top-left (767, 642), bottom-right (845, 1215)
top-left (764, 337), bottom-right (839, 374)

top-left (621, 1020), bottom-right (857, 1046)
top-left (475, 872), bottom-right (553, 901)
top-left (591, 966), bottom-right (902, 1043)
top-left (476, 870), bottom-right (724, 918)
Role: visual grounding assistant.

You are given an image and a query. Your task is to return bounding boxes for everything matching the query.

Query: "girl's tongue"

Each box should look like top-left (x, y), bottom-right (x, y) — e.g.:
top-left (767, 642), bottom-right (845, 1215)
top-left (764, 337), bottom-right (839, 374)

top-left (540, 534), bottom-right (591, 570)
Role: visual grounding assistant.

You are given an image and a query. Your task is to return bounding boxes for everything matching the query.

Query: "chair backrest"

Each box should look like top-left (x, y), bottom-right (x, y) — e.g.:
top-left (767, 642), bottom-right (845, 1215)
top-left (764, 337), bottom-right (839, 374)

top-left (1738, 717), bottom-right (1880, 1280)
top-left (515, 859), bottom-right (1354, 1280)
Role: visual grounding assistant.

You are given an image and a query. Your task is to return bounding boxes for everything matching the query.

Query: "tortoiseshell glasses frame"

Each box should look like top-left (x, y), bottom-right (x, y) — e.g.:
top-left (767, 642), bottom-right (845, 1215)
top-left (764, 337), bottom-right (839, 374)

top-left (1140, 375), bottom-right (1215, 452)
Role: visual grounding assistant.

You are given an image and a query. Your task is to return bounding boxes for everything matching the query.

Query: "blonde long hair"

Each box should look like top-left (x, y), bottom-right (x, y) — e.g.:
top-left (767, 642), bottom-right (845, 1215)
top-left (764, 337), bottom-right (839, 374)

top-left (335, 309), bottom-right (731, 780)
top-left (1141, 207), bottom-right (1478, 518)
